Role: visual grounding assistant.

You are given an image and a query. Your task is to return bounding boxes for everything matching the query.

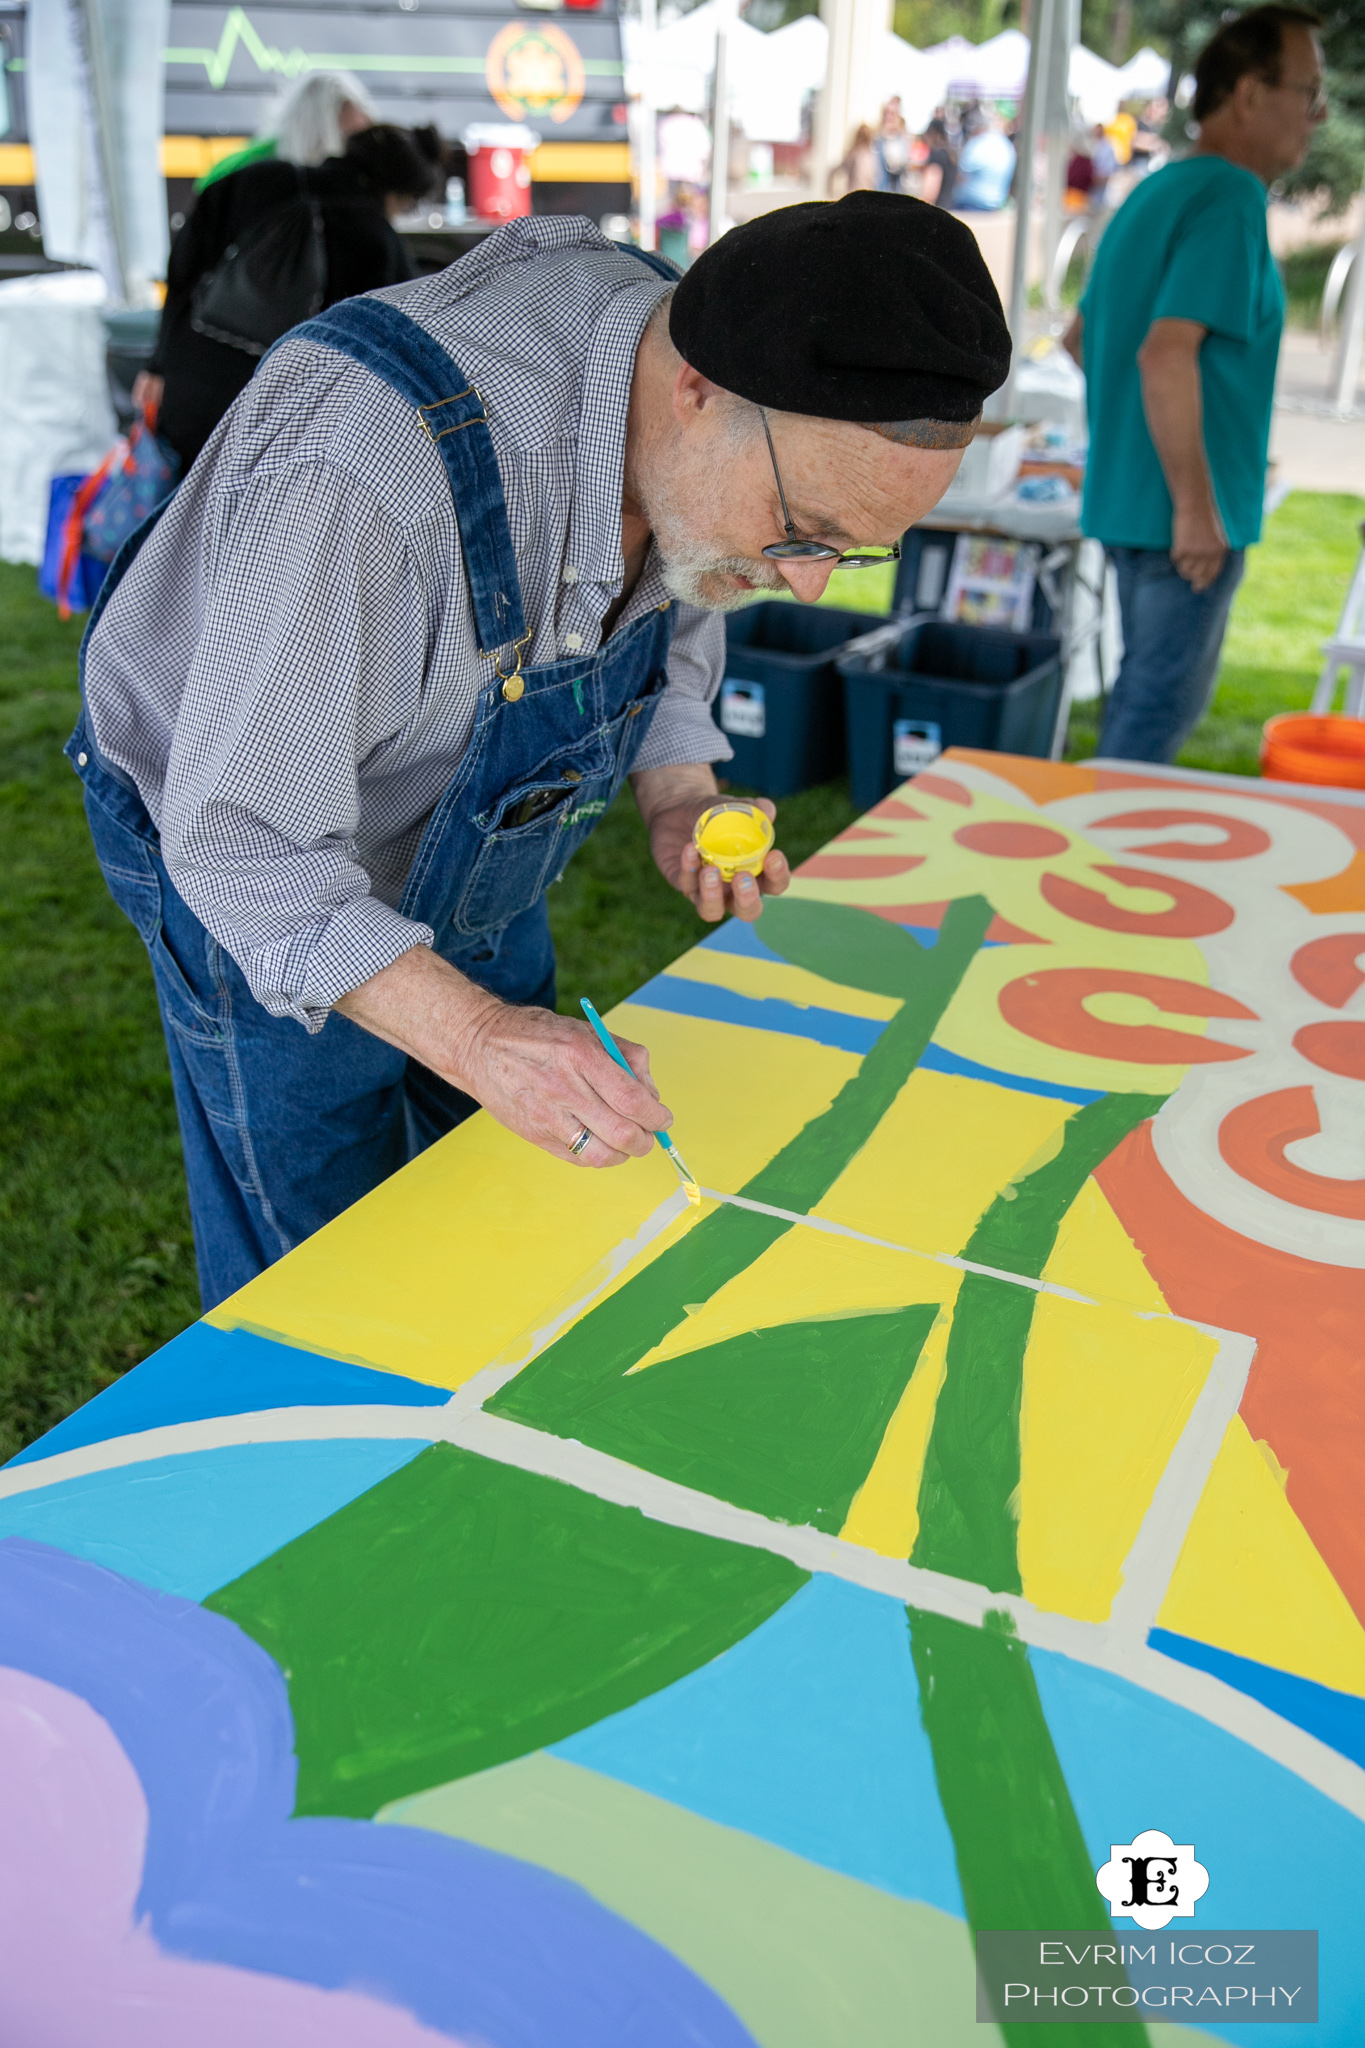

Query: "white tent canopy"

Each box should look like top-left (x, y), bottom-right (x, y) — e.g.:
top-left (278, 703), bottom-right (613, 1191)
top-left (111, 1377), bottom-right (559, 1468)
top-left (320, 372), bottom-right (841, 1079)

top-left (627, 6), bottom-right (951, 145)
top-left (1068, 44), bottom-right (1126, 124)
top-left (1117, 46), bottom-right (1174, 98)
top-left (625, 8), bottom-right (1169, 148)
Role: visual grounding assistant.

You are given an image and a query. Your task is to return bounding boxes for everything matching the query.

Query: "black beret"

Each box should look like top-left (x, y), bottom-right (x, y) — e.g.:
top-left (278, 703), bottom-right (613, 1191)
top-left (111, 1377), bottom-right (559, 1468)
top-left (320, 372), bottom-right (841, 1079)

top-left (669, 191), bottom-right (1011, 434)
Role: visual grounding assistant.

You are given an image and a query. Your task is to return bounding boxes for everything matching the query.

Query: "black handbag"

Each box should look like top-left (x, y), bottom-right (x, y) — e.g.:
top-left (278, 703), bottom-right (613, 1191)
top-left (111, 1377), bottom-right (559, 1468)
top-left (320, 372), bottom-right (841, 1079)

top-left (190, 170), bottom-right (327, 356)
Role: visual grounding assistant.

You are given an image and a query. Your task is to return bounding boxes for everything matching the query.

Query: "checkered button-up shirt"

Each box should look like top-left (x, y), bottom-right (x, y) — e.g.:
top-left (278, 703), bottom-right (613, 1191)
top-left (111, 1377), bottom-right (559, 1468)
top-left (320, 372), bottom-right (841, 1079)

top-left (84, 217), bottom-right (730, 1032)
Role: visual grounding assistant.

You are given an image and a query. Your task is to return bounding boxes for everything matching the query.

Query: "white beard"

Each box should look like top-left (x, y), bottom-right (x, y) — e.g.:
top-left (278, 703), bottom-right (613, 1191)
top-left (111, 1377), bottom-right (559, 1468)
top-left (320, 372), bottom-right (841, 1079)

top-left (634, 422), bottom-right (789, 612)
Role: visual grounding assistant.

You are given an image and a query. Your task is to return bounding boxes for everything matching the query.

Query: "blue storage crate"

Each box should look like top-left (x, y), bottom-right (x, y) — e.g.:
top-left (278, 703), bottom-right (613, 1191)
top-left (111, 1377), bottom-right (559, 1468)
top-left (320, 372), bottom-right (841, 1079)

top-left (717, 601), bottom-right (886, 797)
top-left (839, 619), bottom-right (1063, 810)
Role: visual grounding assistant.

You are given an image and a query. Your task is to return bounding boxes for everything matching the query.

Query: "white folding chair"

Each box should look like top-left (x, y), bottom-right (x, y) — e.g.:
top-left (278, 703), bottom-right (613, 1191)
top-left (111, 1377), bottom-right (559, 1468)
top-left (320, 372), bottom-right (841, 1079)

top-left (1312, 521), bottom-right (1365, 717)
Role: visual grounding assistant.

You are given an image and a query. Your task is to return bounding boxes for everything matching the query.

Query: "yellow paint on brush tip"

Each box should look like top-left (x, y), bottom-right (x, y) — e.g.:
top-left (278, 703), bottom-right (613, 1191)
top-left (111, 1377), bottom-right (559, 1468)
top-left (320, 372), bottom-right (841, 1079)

top-left (693, 802), bottom-right (774, 882)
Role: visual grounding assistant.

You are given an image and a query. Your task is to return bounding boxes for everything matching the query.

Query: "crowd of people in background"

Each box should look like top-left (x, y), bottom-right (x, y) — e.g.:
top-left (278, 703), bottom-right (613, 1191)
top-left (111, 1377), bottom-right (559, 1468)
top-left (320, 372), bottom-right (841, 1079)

top-left (831, 89), bottom-right (1169, 221)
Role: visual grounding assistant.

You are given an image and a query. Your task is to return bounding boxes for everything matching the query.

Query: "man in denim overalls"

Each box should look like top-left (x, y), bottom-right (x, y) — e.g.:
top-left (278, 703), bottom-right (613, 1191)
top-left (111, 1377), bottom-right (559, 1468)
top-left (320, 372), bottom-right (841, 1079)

top-left (74, 195), bottom-right (1011, 1308)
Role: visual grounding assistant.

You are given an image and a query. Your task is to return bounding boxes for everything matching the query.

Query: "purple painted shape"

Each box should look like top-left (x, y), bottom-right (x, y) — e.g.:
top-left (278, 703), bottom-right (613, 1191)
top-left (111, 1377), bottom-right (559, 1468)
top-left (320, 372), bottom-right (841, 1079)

top-left (0, 1663), bottom-right (458, 2046)
top-left (0, 1539), bottom-right (756, 2048)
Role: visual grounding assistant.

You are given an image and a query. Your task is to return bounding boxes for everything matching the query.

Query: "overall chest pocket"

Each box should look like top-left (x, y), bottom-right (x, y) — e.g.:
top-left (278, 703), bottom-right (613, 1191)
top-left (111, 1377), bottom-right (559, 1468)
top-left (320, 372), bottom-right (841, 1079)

top-left (450, 738), bottom-right (617, 936)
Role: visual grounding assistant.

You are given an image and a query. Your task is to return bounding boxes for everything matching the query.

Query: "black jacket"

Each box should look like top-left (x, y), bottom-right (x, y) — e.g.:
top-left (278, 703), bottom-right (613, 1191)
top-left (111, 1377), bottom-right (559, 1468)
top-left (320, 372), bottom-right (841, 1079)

top-left (151, 155), bottom-right (413, 469)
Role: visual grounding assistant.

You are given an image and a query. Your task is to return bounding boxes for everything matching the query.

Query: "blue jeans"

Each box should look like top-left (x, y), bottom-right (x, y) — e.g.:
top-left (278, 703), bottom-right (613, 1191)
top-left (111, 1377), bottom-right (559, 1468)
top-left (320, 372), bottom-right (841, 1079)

top-left (71, 293), bottom-right (674, 1314)
top-left (82, 776), bottom-right (556, 1312)
top-left (1099, 546), bottom-right (1246, 764)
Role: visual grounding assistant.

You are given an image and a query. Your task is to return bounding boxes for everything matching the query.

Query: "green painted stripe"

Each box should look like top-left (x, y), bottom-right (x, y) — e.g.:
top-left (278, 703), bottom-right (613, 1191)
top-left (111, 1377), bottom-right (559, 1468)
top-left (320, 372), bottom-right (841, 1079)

top-left (567, 1303), bottom-right (940, 1531)
top-left (911, 1092), bottom-right (1167, 1591)
top-left (493, 896), bottom-right (993, 1436)
top-left (207, 1443), bottom-right (805, 1817)
top-left (910, 1610), bottom-right (1151, 2048)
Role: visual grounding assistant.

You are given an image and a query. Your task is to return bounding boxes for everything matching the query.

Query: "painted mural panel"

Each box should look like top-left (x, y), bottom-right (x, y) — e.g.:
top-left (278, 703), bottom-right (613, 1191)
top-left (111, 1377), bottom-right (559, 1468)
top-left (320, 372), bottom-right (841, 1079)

top-left (3, 749), bottom-right (1363, 2045)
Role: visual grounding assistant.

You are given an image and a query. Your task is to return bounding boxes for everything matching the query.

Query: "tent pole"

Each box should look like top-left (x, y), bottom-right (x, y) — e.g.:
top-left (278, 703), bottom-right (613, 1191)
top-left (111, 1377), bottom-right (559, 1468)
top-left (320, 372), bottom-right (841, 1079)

top-left (637, 0), bottom-right (657, 252)
top-left (708, 0), bottom-right (734, 246)
top-left (1006, 0), bottom-right (1056, 398)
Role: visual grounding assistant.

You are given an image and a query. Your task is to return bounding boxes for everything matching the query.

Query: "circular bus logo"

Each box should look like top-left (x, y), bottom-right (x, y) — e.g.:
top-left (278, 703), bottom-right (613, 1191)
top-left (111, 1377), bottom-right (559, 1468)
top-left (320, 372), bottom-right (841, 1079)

top-left (485, 22), bottom-right (586, 125)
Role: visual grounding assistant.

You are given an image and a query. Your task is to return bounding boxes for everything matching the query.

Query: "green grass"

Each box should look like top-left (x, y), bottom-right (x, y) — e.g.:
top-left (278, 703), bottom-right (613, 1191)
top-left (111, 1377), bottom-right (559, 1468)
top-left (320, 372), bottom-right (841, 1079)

top-left (2, 489), bottom-right (1360, 1451)
top-left (0, 567), bottom-right (200, 1460)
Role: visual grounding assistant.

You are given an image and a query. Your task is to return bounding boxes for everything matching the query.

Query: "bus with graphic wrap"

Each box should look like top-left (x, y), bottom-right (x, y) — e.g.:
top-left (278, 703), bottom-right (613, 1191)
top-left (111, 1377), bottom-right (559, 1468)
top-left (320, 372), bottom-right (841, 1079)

top-left (0, 0), bottom-right (630, 273)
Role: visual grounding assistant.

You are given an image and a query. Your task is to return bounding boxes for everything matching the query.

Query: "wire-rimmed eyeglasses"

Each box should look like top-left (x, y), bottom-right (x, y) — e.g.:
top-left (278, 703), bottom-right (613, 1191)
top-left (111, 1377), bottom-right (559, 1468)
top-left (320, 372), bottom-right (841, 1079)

top-left (1277, 77), bottom-right (1328, 117)
top-left (757, 411), bottom-right (901, 570)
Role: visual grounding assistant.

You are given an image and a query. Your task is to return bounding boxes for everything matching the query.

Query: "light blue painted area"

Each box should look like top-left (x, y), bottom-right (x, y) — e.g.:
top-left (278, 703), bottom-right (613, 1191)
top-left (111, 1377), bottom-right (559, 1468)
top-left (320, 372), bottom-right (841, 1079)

top-left (1033, 1647), bottom-right (1365, 2046)
top-left (552, 1575), bottom-right (964, 1917)
top-left (630, 970), bottom-right (1102, 1105)
top-left (0, 1440), bottom-right (429, 1599)
top-left (8, 1319), bottom-right (449, 1469)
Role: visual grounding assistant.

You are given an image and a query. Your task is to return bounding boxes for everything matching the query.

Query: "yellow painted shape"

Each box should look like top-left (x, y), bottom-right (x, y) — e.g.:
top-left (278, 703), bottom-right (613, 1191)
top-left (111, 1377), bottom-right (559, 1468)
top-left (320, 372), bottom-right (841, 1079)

top-left (841, 1300), bottom-right (957, 1558)
top-left (1158, 1414), bottom-right (1365, 1697)
top-left (209, 1006), bottom-right (857, 1389)
top-left (1018, 1292), bottom-right (1218, 1621)
top-left (0, 144), bottom-right (36, 183)
top-left (815, 1067), bottom-right (1078, 1255)
top-left (784, 778), bottom-right (1233, 1095)
top-left (928, 939), bottom-right (1219, 1099)
top-left (634, 1223), bottom-right (954, 1372)
top-left (663, 944), bottom-right (901, 1023)
top-left (1042, 1175), bottom-right (1167, 1314)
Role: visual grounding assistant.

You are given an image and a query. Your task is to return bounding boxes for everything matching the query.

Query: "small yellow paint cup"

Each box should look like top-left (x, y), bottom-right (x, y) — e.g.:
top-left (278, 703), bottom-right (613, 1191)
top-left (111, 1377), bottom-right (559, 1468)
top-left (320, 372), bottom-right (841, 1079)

top-left (692, 801), bottom-right (775, 883)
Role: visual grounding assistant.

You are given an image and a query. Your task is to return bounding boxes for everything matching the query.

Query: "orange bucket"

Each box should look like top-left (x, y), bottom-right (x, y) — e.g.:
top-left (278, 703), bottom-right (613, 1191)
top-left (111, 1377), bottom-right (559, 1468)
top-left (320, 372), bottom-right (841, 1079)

top-left (1260, 713), bottom-right (1365, 788)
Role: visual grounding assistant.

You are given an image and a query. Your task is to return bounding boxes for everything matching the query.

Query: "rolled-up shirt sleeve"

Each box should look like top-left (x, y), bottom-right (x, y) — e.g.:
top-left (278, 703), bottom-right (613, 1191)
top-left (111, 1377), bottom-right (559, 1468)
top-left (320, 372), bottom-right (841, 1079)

top-left (631, 599), bottom-right (733, 772)
top-left (159, 465), bottom-right (437, 1030)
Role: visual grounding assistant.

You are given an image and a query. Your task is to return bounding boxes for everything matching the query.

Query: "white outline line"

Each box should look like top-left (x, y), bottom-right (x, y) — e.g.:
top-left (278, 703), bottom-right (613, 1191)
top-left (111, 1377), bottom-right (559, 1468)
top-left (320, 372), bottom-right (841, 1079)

top-left (1108, 1329), bottom-right (1254, 1642)
top-left (6, 1392), bottom-right (1361, 1823)
top-left (7, 1182), bottom-right (1360, 1830)
top-left (704, 1188), bottom-right (1100, 1304)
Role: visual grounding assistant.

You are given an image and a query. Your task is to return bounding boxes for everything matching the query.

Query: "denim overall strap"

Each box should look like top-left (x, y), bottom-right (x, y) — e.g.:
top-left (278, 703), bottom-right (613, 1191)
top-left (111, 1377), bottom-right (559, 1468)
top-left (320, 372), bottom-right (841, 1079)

top-left (290, 297), bottom-right (528, 664)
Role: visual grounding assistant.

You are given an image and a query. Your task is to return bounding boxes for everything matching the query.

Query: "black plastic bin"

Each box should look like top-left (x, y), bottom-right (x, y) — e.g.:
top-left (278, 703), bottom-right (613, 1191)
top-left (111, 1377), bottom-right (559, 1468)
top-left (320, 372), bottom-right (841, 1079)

top-left (716, 602), bottom-right (886, 796)
top-left (839, 619), bottom-right (1063, 811)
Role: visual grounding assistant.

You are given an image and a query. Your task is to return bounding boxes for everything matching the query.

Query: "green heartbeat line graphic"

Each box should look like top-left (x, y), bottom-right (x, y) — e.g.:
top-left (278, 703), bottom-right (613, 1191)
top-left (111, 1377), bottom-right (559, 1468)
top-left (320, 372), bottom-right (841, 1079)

top-left (164, 6), bottom-right (622, 86)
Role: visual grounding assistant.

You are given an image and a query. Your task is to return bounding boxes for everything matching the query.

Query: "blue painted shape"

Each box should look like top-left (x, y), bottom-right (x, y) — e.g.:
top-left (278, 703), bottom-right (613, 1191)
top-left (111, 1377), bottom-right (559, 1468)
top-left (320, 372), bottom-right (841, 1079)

top-left (0, 1441), bottom-right (430, 1599)
top-left (553, 1574), bottom-right (964, 1917)
top-left (1033, 1645), bottom-right (1365, 2046)
top-left (916, 1041), bottom-right (1105, 1106)
top-left (0, 1539), bottom-right (757, 2048)
top-left (1149, 1627), bottom-right (1365, 1774)
top-left (8, 1319), bottom-right (450, 1468)
top-left (630, 971), bottom-right (1103, 1105)
top-left (629, 973), bottom-right (886, 1054)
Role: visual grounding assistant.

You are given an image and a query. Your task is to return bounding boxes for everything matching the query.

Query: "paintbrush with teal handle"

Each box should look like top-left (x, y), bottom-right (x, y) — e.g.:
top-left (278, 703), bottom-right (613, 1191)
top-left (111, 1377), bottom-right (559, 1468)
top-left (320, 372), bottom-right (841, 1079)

top-left (579, 998), bottom-right (701, 1205)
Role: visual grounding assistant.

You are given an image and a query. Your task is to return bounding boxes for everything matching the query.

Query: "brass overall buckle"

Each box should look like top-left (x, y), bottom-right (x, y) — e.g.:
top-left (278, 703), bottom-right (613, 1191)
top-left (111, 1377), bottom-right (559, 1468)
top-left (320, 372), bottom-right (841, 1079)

top-left (483, 631), bottom-right (534, 702)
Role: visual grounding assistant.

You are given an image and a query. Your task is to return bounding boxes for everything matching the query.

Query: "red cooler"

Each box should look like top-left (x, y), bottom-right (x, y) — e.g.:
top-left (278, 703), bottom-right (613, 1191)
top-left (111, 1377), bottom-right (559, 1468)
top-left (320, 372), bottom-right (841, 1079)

top-left (463, 124), bottom-right (540, 223)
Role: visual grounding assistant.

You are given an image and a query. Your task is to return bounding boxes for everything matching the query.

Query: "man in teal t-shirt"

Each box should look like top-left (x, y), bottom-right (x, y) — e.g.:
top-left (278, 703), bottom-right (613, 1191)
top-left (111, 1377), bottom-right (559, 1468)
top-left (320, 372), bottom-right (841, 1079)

top-left (1065, 5), bottom-right (1325, 762)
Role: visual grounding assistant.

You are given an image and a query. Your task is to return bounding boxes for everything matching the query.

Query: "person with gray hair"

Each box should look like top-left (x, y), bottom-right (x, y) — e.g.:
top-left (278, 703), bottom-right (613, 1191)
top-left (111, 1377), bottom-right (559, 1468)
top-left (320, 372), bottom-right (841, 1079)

top-left (271, 71), bottom-right (377, 166)
top-left (76, 196), bottom-right (1010, 1305)
top-left (193, 71), bottom-right (376, 191)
